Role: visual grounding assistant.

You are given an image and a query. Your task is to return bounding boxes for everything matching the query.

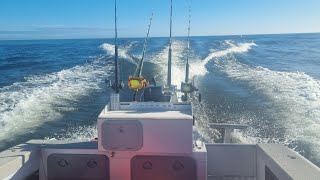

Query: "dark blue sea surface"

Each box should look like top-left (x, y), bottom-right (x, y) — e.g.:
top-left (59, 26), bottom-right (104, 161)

top-left (0, 33), bottom-right (320, 167)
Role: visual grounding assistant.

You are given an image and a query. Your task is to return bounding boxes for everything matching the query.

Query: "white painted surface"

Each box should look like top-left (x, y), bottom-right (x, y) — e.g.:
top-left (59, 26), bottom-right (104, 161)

top-left (206, 144), bottom-right (256, 179)
top-left (114, 101), bottom-right (191, 112)
top-left (257, 144), bottom-right (320, 180)
top-left (39, 145), bottom-right (205, 180)
top-left (192, 143), bottom-right (208, 180)
top-left (98, 109), bottom-right (193, 153)
top-left (2, 140), bottom-right (320, 180)
top-left (110, 93), bottom-right (120, 110)
top-left (0, 140), bottom-right (41, 180)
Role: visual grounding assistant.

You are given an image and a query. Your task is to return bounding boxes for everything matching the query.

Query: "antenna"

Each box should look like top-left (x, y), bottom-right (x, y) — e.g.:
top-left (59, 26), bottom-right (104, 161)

top-left (167, 0), bottom-right (173, 86)
top-left (113, 0), bottom-right (119, 93)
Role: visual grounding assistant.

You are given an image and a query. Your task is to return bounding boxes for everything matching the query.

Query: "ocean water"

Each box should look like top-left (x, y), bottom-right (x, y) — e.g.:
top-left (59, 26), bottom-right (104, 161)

top-left (0, 33), bottom-right (320, 167)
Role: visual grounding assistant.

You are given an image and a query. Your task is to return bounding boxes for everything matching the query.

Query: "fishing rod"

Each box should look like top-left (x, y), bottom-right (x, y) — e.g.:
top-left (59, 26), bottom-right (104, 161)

top-left (185, 6), bottom-right (191, 84)
top-left (167, 0), bottom-right (173, 86)
top-left (135, 12), bottom-right (154, 77)
top-left (128, 12), bottom-right (154, 101)
top-left (112, 0), bottom-right (120, 93)
top-left (181, 6), bottom-right (199, 102)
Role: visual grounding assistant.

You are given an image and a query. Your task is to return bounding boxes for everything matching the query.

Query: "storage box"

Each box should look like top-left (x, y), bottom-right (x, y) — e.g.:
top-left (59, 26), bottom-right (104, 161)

top-left (98, 109), bottom-right (193, 153)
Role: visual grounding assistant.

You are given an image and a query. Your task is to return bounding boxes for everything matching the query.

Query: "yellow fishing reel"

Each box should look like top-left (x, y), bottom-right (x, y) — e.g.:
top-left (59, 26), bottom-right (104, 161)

top-left (128, 76), bottom-right (148, 91)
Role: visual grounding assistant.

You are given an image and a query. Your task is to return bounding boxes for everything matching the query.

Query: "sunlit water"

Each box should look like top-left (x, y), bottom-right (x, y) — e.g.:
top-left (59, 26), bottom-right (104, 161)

top-left (1, 33), bottom-right (320, 167)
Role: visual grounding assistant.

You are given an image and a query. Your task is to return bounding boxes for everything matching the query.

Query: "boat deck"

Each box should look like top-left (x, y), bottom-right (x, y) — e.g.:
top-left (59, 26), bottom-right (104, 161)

top-left (1, 140), bottom-right (319, 180)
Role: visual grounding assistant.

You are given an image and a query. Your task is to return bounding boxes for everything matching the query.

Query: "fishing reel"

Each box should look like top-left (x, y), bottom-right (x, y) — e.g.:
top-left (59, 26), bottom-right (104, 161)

top-left (128, 76), bottom-right (148, 91)
top-left (105, 79), bottom-right (124, 91)
top-left (113, 81), bottom-right (124, 90)
top-left (181, 82), bottom-right (200, 102)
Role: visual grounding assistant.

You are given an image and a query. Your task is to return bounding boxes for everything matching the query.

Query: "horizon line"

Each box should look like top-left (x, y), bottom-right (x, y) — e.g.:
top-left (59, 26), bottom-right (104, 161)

top-left (1, 31), bottom-right (319, 41)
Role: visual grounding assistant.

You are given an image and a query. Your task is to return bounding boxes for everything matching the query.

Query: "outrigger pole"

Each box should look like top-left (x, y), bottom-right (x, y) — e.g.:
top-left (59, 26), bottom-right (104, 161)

top-left (167, 0), bottom-right (173, 86)
top-left (113, 0), bottom-right (120, 93)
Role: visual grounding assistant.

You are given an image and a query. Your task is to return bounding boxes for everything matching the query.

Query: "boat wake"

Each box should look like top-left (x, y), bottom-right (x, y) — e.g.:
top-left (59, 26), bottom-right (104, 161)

top-left (47, 125), bottom-right (98, 141)
top-left (189, 40), bottom-right (258, 142)
top-left (0, 55), bottom-right (110, 146)
top-left (217, 55), bottom-right (320, 163)
top-left (195, 40), bottom-right (320, 164)
top-left (100, 43), bottom-right (138, 65)
top-left (203, 40), bottom-right (257, 65)
top-left (0, 40), bottom-right (259, 145)
top-left (151, 40), bottom-right (188, 85)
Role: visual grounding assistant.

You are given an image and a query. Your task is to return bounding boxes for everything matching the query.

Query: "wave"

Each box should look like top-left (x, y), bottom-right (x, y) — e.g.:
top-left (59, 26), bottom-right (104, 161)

top-left (145, 40), bottom-right (257, 85)
top-left (47, 125), bottom-right (98, 141)
top-left (176, 40), bottom-right (258, 82)
top-left (100, 40), bottom-right (257, 87)
top-left (187, 39), bottom-right (320, 164)
top-left (214, 50), bottom-right (320, 163)
top-left (0, 55), bottom-right (110, 141)
top-left (0, 40), bottom-right (258, 143)
top-left (150, 40), bottom-right (187, 65)
top-left (226, 63), bottom-right (320, 126)
top-left (55, 40), bottom-right (258, 143)
top-left (100, 43), bottom-right (138, 65)
top-left (203, 40), bottom-right (257, 65)
top-left (141, 40), bottom-right (188, 85)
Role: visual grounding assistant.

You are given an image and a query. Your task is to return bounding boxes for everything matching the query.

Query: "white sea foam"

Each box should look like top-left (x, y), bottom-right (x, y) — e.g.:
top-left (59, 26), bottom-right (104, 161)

top-left (47, 125), bottom-right (98, 141)
top-left (37, 41), bottom-right (259, 146)
top-left (150, 40), bottom-right (187, 65)
top-left (0, 55), bottom-right (109, 141)
top-left (0, 42), bottom-right (143, 143)
top-left (203, 41), bottom-right (257, 65)
top-left (184, 40), bottom-right (320, 163)
top-left (0, 40), bottom-right (263, 148)
top-left (182, 41), bottom-right (257, 81)
top-left (210, 46), bottom-right (320, 162)
top-left (100, 43), bottom-right (138, 65)
top-left (146, 40), bottom-right (188, 86)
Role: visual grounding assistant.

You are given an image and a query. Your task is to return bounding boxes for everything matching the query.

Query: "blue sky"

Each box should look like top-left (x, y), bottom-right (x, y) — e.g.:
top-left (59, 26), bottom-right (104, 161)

top-left (0, 0), bottom-right (320, 40)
